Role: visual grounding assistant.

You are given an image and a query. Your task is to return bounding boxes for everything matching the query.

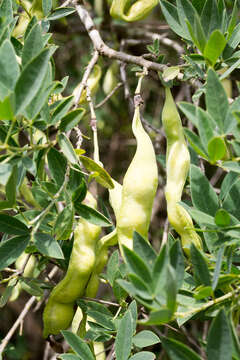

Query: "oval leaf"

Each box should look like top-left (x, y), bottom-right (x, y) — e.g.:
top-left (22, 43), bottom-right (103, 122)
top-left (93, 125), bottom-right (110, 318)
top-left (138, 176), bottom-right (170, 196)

top-left (34, 233), bottom-right (64, 259)
top-left (79, 155), bottom-right (114, 189)
top-left (0, 235), bottom-right (30, 271)
top-left (0, 214), bottom-right (29, 235)
top-left (74, 203), bottom-right (112, 227)
top-left (208, 136), bottom-right (227, 163)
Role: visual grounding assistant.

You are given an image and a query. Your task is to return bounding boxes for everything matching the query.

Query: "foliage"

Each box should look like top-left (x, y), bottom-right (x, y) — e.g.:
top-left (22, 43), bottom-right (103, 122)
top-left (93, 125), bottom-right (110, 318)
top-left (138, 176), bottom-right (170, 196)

top-left (0, 0), bottom-right (240, 359)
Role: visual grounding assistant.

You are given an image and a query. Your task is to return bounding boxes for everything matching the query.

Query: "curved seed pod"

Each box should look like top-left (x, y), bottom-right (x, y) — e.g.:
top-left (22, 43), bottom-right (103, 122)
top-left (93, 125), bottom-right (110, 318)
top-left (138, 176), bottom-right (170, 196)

top-left (117, 105), bottom-right (158, 250)
top-left (73, 65), bottom-right (102, 104)
top-left (162, 87), bottom-right (202, 255)
top-left (43, 192), bottom-right (101, 337)
top-left (110, 0), bottom-right (158, 22)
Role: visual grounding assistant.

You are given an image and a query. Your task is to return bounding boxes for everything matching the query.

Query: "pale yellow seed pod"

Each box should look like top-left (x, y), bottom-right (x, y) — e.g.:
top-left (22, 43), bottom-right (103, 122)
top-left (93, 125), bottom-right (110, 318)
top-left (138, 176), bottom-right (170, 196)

top-left (110, 0), bottom-right (158, 22)
top-left (162, 87), bottom-right (202, 255)
top-left (117, 106), bottom-right (158, 250)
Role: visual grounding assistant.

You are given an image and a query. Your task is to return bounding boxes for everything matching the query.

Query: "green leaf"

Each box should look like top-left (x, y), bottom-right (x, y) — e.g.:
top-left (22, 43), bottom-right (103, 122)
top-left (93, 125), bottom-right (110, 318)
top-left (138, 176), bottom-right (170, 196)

top-left (106, 250), bottom-right (119, 286)
top-left (0, 235), bottom-right (30, 271)
top-left (212, 246), bottom-right (224, 290)
top-left (60, 108), bottom-right (86, 132)
top-left (133, 231), bottom-right (156, 269)
top-left (34, 233), bottom-right (64, 259)
top-left (206, 309), bottom-right (232, 360)
top-left (190, 165), bottom-right (219, 216)
top-left (47, 7), bottom-right (76, 20)
top-left (184, 129), bottom-right (208, 159)
top-left (129, 352), bottom-right (156, 360)
top-left (226, 0), bottom-right (238, 40)
top-left (0, 95), bottom-right (14, 120)
top-left (177, 0), bottom-right (198, 41)
top-left (214, 209), bottom-right (230, 227)
top-left (24, 70), bottom-right (54, 120)
top-left (132, 331), bottom-right (160, 348)
top-left (221, 162), bottom-right (240, 175)
top-left (222, 179), bottom-right (240, 220)
top-left (87, 310), bottom-right (115, 330)
top-left (79, 155), bottom-right (114, 189)
top-left (140, 309), bottom-right (173, 325)
top-left (152, 244), bottom-right (168, 296)
top-left (166, 265), bottom-right (177, 312)
top-left (162, 67), bottom-right (180, 82)
top-left (0, 39), bottom-right (19, 90)
top-left (194, 286), bottom-right (213, 300)
top-left (197, 108), bottom-right (215, 151)
top-left (122, 245), bottom-right (152, 285)
top-left (160, 1), bottom-right (187, 39)
top-left (178, 102), bottom-right (198, 128)
top-left (0, 163), bottom-right (12, 185)
top-left (54, 205), bottom-right (74, 241)
top-left (204, 30), bottom-right (226, 66)
top-left (0, 0), bottom-right (13, 25)
top-left (0, 214), bottom-right (29, 235)
top-left (58, 355), bottom-right (81, 360)
top-left (180, 202), bottom-right (215, 227)
top-left (72, 179), bottom-right (87, 204)
top-left (22, 24), bottom-right (44, 67)
top-left (0, 278), bottom-right (17, 307)
top-left (201, 0), bottom-right (220, 38)
top-left (61, 331), bottom-right (95, 360)
top-left (206, 69), bottom-right (228, 133)
top-left (47, 147), bottom-right (67, 187)
top-left (115, 311), bottom-right (132, 360)
top-left (190, 243), bottom-right (211, 286)
top-left (128, 300), bottom-right (137, 335)
top-left (207, 136), bottom-right (227, 163)
top-left (170, 240), bottom-right (185, 290)
top-left (14, 48), bottom-right (53, 115)
top-left (193, 14), bottom-right (206, 53)
top-left (50, 96), bottom-right (73, 124)
top-left (220, 172), bottom-right (239, 201)
top-left (20, 278), bottom-right (44, 297)
top-left (161, 336), bottom-right (202, 360)
top-left (128, 274), bottom-right (153, 300)
top-left (58, 133), bottom-right (78, 164)
top-left (74, 203), bottom-right (112, 227)
top-left (230, 317), bottom-right (240, 360)
top-left (42, 0), bottom-right (52, 16)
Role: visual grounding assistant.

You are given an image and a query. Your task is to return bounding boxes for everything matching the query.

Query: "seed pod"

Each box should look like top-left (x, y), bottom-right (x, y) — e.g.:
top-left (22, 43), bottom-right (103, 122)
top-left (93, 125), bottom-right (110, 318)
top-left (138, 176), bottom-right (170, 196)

top-left (43, 192), bottom-right (101, 337)
top-left (110, 0), bottom-right (158, 22)
top-left (117, 105), bottom-right (158, 250)
top-left (162, 87), bottom-right (202, 255)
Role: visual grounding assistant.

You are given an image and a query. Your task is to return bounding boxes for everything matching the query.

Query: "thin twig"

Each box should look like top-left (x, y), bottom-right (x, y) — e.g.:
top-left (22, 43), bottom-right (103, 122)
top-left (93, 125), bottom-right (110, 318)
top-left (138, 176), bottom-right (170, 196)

top-left (95, 82), bottom-right (123, 109)
top-left (0, 296), bottom-right (36, 355)
top-left (75, 5), bottom-right (166, 72)
top-left (73, 50), bottom-right (99, 108)
top-left (83, 297), bottom-right (120, 307)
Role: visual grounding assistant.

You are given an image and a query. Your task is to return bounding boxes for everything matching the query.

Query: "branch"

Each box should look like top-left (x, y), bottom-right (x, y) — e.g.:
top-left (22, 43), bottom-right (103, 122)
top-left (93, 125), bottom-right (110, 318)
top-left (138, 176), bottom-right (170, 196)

top-left (73, 50), bottom-right (99, 108)
top-left (0, 296), bottom-right (36, 355)
top-left (75, 5), bottom-right (167, 72)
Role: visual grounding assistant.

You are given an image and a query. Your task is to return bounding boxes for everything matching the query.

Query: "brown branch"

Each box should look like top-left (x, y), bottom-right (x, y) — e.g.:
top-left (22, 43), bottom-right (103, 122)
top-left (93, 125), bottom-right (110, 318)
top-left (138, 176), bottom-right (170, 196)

top-left (73, 50), bottom-right (99, 108)
top-left (0, 296), bottom-right (36, 355)
top-left (75, 5), bottom-right (167, 72)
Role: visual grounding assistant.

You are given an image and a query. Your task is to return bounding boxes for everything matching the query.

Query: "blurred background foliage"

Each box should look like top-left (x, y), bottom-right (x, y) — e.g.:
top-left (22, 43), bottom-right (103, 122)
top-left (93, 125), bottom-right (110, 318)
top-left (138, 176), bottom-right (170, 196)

top-left (1, 0), bottom-right (240, 358)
